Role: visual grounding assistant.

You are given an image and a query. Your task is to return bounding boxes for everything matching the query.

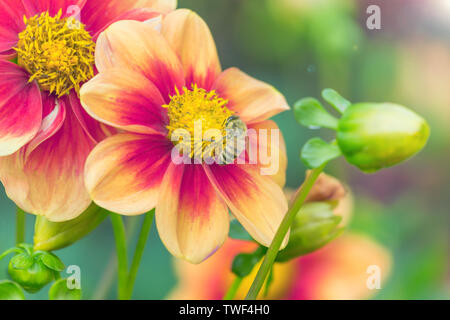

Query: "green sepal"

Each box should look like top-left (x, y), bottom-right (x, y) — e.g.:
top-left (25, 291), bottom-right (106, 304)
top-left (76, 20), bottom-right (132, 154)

top-left (38, 252), bottom-right (65, 272)
top-left (34, 203), bottom-right (108, 251)
top-left (301, 137), bottom-right (342, 169)
top-left (322, 88), bottom-right (351, 114)
top-left (294, 97), bottom-right (339, 130)
top-left (0, 248), bottom-right (22, 261)
top-left (10, 253), bottom-right (34, 270)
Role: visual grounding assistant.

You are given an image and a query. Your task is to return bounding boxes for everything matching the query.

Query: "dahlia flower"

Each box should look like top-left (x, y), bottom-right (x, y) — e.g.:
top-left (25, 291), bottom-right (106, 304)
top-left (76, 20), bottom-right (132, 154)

top-left (0, 0), bottom-right (176, 221)
top-left (80, 9), bottom-right (290, 263)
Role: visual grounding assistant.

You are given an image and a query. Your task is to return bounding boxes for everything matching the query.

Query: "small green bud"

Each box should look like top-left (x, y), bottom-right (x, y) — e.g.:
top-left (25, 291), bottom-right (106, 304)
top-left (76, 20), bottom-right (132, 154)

top-left (49, 279), bottom-right (81, 300)
top-left (276, 202), bottom-right (344, 262)
top-left (0, 280), bottom-right (25, 300)
top-left (34, 203), bottom-right (108, 251)
top-left (2, 244), bottom-right (64, 293)
top-left (337, 103), bottom-right (430, 173)
top-left (8, 259), bottom-right (56, 293)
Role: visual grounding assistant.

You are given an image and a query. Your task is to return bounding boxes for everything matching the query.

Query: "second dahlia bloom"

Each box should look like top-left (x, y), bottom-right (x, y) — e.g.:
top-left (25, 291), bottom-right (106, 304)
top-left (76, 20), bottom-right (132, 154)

top-left (0, 0), bottom-right (176, 221)
top-left (80, 9), bottom-right (290, 263)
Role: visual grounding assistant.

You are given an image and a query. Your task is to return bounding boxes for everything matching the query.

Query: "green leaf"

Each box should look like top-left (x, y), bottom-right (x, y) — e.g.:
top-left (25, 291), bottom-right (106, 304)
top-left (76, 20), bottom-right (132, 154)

top-left (231, 247), bottom-right (266, 278)
top-left (10, 253), bottom-right (34, 270)
top-left (322, 88), bottom-right (351, 114)
top-left (301, 138), bottom-right (342, 168)
top-left (0, 281), bottom-right (25, 300)
top-left (229, 219), bottom-right (254, 241)
top-left (39, 252), bottom-right (65, 272)
top-left (49, 279), bottom-right (81, 300)
top-left (294, 98), bottom-right (339, 130)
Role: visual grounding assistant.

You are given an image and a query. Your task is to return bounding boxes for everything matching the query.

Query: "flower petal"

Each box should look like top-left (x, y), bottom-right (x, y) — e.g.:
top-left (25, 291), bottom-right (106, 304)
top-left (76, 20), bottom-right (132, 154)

top-left (82, 0), bottom-right (176, 36)
top-left (22, 0), bottom-right (87, 17)
top-left (161, 9), bottom-right (221, 90)
top-left (0, 61), bottom-right (42, 156)
top-left (24, 94), bottom-right (66, 158)
top-left (68, 90), bottom-right (116, 144)
top-left (85, 133), bottom-right (172, 215)
top-left (0, 0), bottom-right (26, 53)
top-left (205, 163), bottom-right (289, 248)
top-left (80, 68), bottom-right (168, 135)
top-left (247, 120), bottom-right (287, 187)
top-left (214, 68), bottom-right (290, 124)
top-left (0, 108), bottom-right (94, 221)
top-left (95, 20), bottom-right (185, 100)
top-left (156, 163), bottom-right (229, 263)
top-left (89, 9), bottom-right (162, 41)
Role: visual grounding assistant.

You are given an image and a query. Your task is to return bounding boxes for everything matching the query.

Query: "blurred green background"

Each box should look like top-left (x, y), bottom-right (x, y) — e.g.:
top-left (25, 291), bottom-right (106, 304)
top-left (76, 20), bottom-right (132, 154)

top-left (1, 0), bottom-right (449, 299)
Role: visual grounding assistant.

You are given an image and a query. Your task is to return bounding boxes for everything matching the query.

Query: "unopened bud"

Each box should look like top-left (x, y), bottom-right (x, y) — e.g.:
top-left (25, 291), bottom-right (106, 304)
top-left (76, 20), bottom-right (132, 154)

top-left (337, 103), bottom-right (430, 173)
top-left (276, 202), bottom-right (343, 262)
top-left (5, 244), bottom-right (64, 293)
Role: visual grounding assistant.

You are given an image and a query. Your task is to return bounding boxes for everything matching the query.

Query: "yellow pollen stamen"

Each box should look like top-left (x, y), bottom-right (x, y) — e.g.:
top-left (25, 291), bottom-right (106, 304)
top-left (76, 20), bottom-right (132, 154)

top-left (14, 10), bottom-right (95, 97)
top-left (163, 84), bottom-right (234, 160)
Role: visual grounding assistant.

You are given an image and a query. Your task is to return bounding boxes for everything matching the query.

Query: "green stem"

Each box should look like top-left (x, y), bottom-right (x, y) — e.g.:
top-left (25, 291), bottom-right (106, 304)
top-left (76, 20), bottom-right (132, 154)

top-left (245, 166), bottom-right (325, 300)
top-left (125, 210), bottom-right (155, 299)
top-left (110, 213), bottom-right (128, 300)
top-left (16, 207), bottom-right (26, 244)
top-left (223, 276), bottom-right (243, 300)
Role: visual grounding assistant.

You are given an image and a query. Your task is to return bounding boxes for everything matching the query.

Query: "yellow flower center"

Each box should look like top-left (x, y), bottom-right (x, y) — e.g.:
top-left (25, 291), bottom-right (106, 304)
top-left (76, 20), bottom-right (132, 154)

top-left (163, 85), bottom-right (247, 162)
top-left (15, 10), bottom-right (95, 97)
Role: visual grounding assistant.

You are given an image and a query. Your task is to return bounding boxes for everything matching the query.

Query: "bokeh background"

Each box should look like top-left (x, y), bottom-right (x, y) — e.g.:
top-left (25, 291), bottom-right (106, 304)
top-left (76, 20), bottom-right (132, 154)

top-left (1, 0), bottom-right (449, 299)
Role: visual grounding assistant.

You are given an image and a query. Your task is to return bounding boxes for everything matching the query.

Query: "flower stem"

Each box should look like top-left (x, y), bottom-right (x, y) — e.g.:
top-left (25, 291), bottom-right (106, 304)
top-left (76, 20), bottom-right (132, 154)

top-left (223, 276), bottom-right (243, 300)
top-left (16, 207), bottom-right (26, 244)
top-left (245, 166), bottom-right (325, 300)
top-left (110, 213), bottom-right (128, 300)
top-left (125, 210), bottom-right (155, 299)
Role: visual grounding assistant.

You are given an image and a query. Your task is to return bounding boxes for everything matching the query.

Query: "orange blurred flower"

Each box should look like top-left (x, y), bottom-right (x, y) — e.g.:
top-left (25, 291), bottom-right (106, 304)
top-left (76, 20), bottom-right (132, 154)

top-left (170, 233), bottom-right (391, 300)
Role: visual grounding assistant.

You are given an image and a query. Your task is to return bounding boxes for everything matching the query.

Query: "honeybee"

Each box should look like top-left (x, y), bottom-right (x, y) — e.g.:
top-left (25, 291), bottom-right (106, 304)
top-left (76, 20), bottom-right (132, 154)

top-left (218, 115), bottom-right (247, 164)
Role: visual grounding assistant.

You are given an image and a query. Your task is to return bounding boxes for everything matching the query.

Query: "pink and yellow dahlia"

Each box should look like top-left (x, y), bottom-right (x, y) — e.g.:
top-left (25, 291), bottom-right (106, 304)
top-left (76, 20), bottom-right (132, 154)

top-left (0, 0), bottom-right (176, 221)
top-left (80, 9), bottom-right (290, 263)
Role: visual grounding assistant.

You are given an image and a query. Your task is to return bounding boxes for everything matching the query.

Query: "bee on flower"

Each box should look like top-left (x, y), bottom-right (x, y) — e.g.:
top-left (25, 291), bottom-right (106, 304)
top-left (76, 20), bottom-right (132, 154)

top-left (80, 9), bottom-right (290, 263)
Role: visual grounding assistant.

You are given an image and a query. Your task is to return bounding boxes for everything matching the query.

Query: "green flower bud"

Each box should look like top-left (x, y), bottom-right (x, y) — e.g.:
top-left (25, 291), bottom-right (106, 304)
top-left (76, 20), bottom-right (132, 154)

top-left (337, 103), bottom-right (430, 173)
top-left (9, 259), bottom-right (56, 293)
top-left (276, 202), bottom-right (343, 262)
top-left (0, 280), bottom-right (25, 300)
top-left (3, 244), bottom-right (64, 293)
top-left (34, 203), bottom-right (108, 251)
top-left (49, 279), bottom-right (82, 300)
